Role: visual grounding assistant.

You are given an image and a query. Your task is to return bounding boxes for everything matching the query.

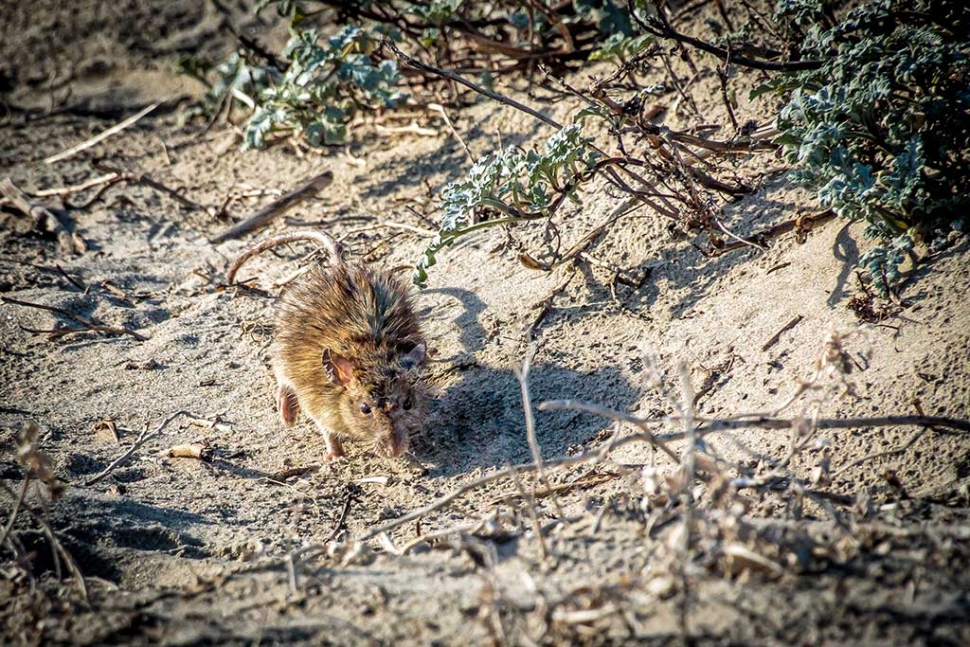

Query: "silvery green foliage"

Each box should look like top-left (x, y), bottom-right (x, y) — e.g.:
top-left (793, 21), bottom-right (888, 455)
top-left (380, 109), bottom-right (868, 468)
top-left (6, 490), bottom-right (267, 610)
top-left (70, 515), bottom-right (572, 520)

top-left (860, 233), bottom-right (913, 298)
top-left (180, 18), bottom-right (404, 149)
top-left (245, 26), bottom-right (406, 149)
top-left (177, 52), bottom-right (272, 123)
top-left (761, 0), bottom-right (970, 296)
top-left (414, 124), bottom-right (601, 286)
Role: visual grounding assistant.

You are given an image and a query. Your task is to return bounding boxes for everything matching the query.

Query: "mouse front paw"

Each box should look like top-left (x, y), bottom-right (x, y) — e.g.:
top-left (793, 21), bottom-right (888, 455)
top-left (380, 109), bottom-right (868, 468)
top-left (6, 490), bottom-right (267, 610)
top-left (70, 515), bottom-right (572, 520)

top-left (322, 431), bottom-right (346, 461)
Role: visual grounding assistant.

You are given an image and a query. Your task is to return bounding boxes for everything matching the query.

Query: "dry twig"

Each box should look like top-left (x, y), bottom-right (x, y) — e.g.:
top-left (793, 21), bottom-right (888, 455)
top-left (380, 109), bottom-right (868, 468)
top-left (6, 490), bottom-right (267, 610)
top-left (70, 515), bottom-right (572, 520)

top-left (1, 296), bottom-right (148, 341)
top-left (92, 162), bottom-right (208, 212)
top-left (1, 177), bottom-right (80, 256)
top-left (383, 38), bottom-right (563, 131)
top-left (85, 411), bottom-right (195, 486)
top-left (211, 170), bottom-right (334, 243)
top-left (44, 101), bottom-right (164, 164)
top-left (31, 173), bottom-right (121, 198)
top-left (516, 346), bottom-right (564, 517)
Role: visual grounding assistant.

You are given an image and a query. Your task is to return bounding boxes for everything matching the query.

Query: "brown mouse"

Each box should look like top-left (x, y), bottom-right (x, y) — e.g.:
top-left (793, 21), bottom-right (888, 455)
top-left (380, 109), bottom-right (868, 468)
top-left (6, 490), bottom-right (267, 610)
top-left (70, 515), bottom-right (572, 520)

top-left (227, 231), bottom-right (428, 460)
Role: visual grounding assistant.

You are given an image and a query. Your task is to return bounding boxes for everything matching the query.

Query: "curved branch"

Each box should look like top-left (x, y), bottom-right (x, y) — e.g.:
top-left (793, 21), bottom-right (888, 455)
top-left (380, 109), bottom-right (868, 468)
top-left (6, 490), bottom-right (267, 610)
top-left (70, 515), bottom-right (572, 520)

top-left (640, 15), bottom-right (824, 72)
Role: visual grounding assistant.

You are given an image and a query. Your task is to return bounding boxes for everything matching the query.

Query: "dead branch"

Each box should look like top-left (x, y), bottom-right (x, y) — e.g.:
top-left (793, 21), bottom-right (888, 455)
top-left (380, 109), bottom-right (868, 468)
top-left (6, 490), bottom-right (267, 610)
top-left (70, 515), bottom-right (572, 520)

top-left (211, 170), bottom-right (334, 243)
top-left (1, 296), bottom-right (148, 341)
top-left (92, 162), bottom-right (208, 212)
top-left (517, 346), bottom-right (564, 517)
top-left (0, 177), bottom-right (80, 256)
top-left (761, 315), bottom-right (804, 352)
top-left (324, 489), bottom-right (355, 544)
top-left (639, 12), bottom-right (823, 72)
top-left (44, 101), bottom-right (164, 164)
top-left (539, 399), bottom-right (970, 438)
top-left (31, 173), bottom-right (121, 198)
top-left (717, 209), bottom-right (838, 253)
top-left (85, 411), bottom-right (195, 486)
top-left (54, 264), bottom-right (87, 291)
top-left (383, 38), bottom-right (563, 131)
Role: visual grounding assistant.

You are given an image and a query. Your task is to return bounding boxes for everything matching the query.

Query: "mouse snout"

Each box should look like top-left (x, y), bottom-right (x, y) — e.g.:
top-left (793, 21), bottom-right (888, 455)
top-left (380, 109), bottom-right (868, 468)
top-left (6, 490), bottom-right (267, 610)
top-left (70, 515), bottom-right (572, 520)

top-left (379, 425), bottom-right (409, 458)
top-left (388, 431), bottom-right (409, 457)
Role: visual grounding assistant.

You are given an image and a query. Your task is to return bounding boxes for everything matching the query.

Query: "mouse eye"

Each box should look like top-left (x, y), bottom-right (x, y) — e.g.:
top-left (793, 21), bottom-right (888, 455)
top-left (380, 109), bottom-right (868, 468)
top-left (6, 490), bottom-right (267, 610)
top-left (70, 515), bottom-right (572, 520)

top-left (402, 397), bottom-right (412, 411)
top-left (359, 402), bottom-right (372, 415)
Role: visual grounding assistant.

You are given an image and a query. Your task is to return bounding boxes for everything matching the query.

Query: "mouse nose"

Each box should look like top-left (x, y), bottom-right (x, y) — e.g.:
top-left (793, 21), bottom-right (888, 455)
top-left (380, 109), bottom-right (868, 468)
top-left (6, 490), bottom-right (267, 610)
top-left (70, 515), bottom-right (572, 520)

top-left (387, 431), bottom-right (408, 457)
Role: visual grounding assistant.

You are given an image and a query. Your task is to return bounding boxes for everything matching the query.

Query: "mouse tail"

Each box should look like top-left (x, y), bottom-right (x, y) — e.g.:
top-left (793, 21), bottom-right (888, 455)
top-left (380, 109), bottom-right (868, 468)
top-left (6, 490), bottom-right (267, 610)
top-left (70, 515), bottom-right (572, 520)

top-left (226, 231), bottom-right (345, 285)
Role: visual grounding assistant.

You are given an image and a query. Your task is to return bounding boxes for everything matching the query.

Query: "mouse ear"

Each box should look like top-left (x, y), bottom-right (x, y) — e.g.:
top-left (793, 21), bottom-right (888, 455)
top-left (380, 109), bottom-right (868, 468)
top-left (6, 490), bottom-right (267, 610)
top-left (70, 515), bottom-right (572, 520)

top-left (399, 341), bottom-right (427, 370)
top-left (322, 348), bottom-right (354, 386)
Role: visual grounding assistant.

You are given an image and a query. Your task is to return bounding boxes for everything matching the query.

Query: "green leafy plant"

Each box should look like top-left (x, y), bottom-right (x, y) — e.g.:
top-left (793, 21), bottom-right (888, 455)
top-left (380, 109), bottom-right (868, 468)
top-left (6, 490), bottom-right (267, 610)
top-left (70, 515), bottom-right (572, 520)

top-left (762, 0), bottom-right (970, 295)
top-left (414, 124), bottom-right (602, 286)
top-left (180, 12), bottom-right (405, 149)
top-left (244, 25), bottom-right (406, 148)
top-left (176, 51), bottom-right (272, 123)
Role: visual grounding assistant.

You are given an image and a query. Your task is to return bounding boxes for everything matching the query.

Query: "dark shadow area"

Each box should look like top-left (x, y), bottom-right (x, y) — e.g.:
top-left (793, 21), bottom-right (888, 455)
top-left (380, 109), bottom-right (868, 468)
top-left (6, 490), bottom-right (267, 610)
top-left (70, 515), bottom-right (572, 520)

top-left (416, 359), bottom-right (637, 477)
top-left (418, 286), bottom-right (487, 356)
top-left (552, 177), bottom-right (829, 320)
top-left (828, 222), bottom-right (860, 306)
top-left (9, 495), bottom-right (216, 582)
top-left (898, 235), bottom-right (970, 302)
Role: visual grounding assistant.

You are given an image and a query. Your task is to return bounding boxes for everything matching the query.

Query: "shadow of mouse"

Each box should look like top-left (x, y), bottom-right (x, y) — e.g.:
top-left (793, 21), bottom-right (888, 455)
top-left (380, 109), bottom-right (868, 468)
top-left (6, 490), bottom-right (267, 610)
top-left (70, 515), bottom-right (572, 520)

top-left (413, 359), bottom-right (638, 478)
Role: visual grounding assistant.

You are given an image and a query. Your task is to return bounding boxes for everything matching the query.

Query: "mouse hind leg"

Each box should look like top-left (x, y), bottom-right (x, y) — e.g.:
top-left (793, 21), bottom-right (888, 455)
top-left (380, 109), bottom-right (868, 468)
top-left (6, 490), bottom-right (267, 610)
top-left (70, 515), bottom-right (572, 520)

top-left (276, 382), bottom-right (301, 427)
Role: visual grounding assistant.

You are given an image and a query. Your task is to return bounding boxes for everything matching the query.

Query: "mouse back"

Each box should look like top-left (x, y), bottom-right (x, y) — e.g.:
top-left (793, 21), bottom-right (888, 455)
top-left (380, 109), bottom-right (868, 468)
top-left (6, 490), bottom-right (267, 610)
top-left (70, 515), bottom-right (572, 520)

top-left (273, 261), bottom-right (427, 453)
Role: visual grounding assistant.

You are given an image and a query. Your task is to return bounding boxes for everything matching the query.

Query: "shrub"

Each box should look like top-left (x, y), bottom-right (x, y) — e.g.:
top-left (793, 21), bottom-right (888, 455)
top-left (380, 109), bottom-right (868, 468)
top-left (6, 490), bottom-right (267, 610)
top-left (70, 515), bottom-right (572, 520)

top-left (762, 0), bottom-right (970, 295)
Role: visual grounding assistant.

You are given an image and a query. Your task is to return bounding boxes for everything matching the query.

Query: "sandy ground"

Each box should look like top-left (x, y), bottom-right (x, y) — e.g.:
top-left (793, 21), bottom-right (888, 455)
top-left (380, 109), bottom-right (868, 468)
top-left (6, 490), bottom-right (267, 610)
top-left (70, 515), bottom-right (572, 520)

top-left (2, 2), bottom-right (970, 645)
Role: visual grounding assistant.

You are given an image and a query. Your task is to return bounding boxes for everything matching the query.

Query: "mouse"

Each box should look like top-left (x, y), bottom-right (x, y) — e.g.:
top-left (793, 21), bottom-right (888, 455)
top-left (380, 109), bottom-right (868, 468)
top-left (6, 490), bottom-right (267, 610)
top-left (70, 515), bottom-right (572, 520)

top-left (227, 230), bottom-right (428, 460)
